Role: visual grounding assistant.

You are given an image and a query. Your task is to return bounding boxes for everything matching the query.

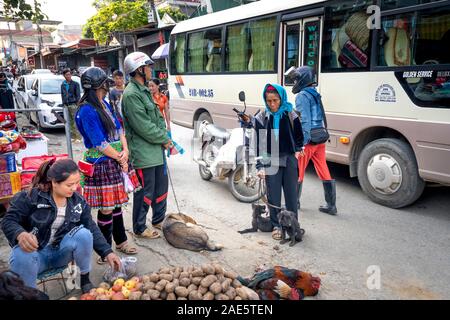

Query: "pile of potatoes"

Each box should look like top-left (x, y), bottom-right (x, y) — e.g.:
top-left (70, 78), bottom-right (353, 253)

top-left (75, 263), bottom-right (259, 300)
top-left (139, 263), bottom-right (258, 300)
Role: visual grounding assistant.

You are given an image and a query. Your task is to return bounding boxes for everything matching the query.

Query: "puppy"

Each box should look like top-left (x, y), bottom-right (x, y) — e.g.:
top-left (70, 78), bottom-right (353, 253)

top-left (277, 209), bottom-right (305, 247)
top-left (239, 203), bottom-right (273, 234)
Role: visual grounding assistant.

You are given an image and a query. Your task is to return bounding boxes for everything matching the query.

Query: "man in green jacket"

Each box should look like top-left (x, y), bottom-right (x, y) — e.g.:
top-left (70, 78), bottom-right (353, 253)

top-left (121, 52), bottom-right (172, 239)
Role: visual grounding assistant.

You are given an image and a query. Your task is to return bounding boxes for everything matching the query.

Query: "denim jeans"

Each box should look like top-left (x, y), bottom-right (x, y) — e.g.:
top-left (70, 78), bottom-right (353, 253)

top-left (9, 227), bottom-right (93, 288)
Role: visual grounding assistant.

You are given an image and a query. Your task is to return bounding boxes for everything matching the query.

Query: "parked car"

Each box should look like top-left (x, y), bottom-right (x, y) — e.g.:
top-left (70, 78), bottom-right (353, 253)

top-left (27, 75), bottom-right (82, 130)
top-left (30, 69), bottom-right (52, 75)
top-left (15, 75), bottom-right (39, 109)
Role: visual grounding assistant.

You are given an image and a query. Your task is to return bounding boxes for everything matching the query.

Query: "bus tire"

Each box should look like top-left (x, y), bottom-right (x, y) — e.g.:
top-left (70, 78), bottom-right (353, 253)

top-left (357, 138), bottom-right (425, 208)
top-left (194, 112), bottom-right (212, 138)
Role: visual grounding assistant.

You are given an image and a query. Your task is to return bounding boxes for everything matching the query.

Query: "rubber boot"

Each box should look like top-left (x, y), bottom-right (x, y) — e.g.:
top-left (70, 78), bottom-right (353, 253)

top-left (319, 180), bottom-right (337, 215)
top-left (297, 181), bottom-right (303, 210)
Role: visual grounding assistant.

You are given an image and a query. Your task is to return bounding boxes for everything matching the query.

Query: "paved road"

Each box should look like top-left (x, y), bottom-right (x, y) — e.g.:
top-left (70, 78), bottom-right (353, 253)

top-left (1, 121), bottom-right (449, 299)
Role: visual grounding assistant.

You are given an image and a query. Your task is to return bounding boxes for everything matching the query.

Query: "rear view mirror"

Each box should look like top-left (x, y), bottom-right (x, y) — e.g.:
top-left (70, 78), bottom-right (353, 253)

top-left (239, 91), bottom-right (246, 102)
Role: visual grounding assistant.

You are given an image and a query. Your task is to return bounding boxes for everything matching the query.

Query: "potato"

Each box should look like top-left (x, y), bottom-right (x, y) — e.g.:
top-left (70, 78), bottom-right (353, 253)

top-left (236, 288), bottom-right (248, 300)
top-left (98, 282), bottom-right (110, 290)
top-left (209, 282), bottom-right (222, 295)
top-left (217, 274), bottom-right (225, 283)
top-left (187, 284), bottom-right (198, 293)
top-left (159, 267), bottom-right (171, 274)
top-left (201, 264), bottom-right (215, 275)
top-left (213, 264), bottom-right (224, 275)
top-left (200, 275), bottom-right (218, 288)
top-left (143, 282), bottom-right (155, 291)
top-left (179, 277), bottom-right (191, 287)
top-left (192, 277), bottom-right (203, 286)
top-left (149, 273), bottom-right (159, 283)
top-left (141, 293), bottom-right (151, 300)
top-left (224, 270), bottom-right (238, 280)
top-left (135, 282), bottom-right (143, 291)
top-left (221, 279), bottom-right (232, 292)
top-left (225, 287), bottom-right (236, 300)
top-left (172, 279), bottom-right (180, 288)
top-left (160, 291), bottom-right (167, 300)
top-left (167, 293), bottom-right (176, 300)
top-left (202, 292), bottom-right (214, 300)
top-left (129, 291), bottom-right (142, 300)
top-left (186, 266), bottom-right (194, 273)
top-left (147, 289), bottom-right (160, 300)
top-left (198, 286), bottom-right (208, 295)
top-left (170, 267), bottom-right (177, 273)
top-left (175, 286), bottom-right (189, 298)
top-left (165, 283), bottom-right (175, 293)
top-left (188, 290), bottom-right (202, 300)
top-left (232, 279), bottom-right (242, 288)
top-left (235, 296), bottom-right (242, 300)
top-left (242, 287), bottom-right (260, 300)
top-left (159, 274), bottom-right (173, 282)
top-left (142, 275), bottom-right (150, 283)
top-left (173, 269), bottom-right (181, 279)
top-left (215, 294), bottom-right (229, 300)
top-left (178, 297), bottom-right (187, 300)
top-left (179, 272), bottom-right (190, 279)
top-left (155, 279), bottom-right (169, 291)
top-left (191, 268), bottom-right (204, 277)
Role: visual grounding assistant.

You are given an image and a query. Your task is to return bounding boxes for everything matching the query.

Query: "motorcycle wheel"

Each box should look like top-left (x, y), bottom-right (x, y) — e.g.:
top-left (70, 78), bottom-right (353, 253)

top-left (198, 142), bottom-right (215, 181)
top-left (228, 164), bottom-right (262, 203)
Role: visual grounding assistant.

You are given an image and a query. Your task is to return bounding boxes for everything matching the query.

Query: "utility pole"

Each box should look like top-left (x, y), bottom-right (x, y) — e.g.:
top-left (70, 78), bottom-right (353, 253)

top-left (37, 23), bottom-right (44, 68)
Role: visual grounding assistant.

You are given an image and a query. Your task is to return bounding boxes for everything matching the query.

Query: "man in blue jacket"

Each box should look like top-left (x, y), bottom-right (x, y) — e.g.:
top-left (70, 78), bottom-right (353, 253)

top-left (61, 68), bottom-right (81, 140)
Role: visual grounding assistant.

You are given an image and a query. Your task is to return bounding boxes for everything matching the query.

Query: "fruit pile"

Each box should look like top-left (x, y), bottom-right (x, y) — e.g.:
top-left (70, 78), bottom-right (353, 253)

top-left (76, 263), bottom-right (259, 300)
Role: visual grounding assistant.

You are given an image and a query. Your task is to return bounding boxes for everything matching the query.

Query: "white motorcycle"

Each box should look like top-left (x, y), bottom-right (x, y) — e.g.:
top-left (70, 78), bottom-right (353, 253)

top-left (195, 92), bottom-right (262, 203)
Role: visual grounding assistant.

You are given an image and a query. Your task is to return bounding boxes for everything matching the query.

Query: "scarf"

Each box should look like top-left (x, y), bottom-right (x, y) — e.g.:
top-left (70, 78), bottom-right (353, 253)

top-left (263, 83), bottom-right (293, 139)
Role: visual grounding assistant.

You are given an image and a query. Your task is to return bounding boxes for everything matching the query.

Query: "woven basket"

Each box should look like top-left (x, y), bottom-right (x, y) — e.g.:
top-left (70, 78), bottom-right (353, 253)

top-left (345, 12), bottom-right (370, 51)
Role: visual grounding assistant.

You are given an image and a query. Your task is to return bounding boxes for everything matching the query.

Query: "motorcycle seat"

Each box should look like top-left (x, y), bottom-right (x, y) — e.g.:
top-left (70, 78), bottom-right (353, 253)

top-left (205, 124), bottom-right (231, 140)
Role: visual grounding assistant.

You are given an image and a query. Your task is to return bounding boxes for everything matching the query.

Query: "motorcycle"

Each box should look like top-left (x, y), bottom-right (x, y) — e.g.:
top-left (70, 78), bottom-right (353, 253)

top-left (195, 91), bottom-right (262, 203)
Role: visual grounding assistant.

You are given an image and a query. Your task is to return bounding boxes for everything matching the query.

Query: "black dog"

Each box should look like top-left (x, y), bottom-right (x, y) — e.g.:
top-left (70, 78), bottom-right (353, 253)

top-left (278, 209), bottom-right (305, 247)
top-left (238, 203), bottom-right (273, 234)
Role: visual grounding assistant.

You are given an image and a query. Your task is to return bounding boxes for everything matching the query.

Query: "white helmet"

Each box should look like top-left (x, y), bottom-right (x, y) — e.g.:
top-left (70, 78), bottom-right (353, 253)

top-left (124, 51), bottom-right (154, 75)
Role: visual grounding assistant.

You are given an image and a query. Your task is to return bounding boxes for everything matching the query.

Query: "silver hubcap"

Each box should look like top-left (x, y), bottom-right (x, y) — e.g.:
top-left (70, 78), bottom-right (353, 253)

top-left (367, 153), bottom-right (402, 194)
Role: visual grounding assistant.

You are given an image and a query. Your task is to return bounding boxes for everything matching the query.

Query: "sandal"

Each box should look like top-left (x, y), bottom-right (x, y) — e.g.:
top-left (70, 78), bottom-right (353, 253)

top-left (116, 241), bottom-right (138, 255)
top-left (135, 228), bottom-right (160, 239)
top-left (152, 222), bottom-right (163, 230)
top-left (272, 228), bottom-right (282, 241)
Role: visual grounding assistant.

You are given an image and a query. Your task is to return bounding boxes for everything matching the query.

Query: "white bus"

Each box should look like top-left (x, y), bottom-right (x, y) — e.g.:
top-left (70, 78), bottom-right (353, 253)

top-left (168, 0), bottom-right (450, 208)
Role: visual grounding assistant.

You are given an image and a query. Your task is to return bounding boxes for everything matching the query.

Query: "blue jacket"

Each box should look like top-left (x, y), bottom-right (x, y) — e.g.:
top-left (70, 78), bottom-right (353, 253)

top-left (61, 80), bottom-right (80, 105)
top-left (295, 87), bottom-right (325, 145)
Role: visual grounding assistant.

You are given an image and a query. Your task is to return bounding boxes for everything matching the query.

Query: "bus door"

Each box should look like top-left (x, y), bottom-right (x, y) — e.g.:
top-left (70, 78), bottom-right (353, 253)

top-left (282, 16), bottom-right (322, 88)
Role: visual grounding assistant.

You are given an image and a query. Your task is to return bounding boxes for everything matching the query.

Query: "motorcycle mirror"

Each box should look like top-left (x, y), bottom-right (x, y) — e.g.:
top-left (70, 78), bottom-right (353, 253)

top-left (238, 91), bottom-right (246, 102)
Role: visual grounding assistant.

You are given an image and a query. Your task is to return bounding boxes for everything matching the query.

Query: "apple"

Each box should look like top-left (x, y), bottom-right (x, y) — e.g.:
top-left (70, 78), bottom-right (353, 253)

top-left (124, 280), bottom-right (136, 290)
top-left (114, 278), bottom-right (125, 287)
top-left (112, 284), bottom-right (122, 292)
top-left (105, 290), bottom-right (114, 300)
top-left (80, 293), bottom-right (95, 300)
top-left (121, 288), bottom-right (131, 299)
top-left (96, 287), bottom-right (106, 295)
top-left (111, 292), bottom-right (125, 300)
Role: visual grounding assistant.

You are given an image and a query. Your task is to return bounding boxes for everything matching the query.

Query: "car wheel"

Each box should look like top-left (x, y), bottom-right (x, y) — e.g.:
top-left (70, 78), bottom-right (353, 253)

top-left (357, 138), bottom-right (425, 208)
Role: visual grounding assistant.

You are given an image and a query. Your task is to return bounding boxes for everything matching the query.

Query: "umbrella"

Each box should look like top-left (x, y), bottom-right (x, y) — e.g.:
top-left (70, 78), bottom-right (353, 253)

top-left (151, 43), bottom-right (170, 60)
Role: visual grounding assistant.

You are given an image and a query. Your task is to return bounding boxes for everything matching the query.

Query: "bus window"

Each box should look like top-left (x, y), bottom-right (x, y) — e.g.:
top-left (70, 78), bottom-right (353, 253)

top-left (322, 0), bottom-right (372, 71)
top-left (285, 23), bottom-right (300, 84)
top-left (226, 23), bottom-right (250, 72)
top-left (377, 6), bottom-right (450, 67)
top-left (170, 34), bottom-right (186, 74)
top-left (187, 28), bottom-right (223, 73)
top-left (248, 17), bottom-right (277, 72)
top-left (381, 0), bottom-right (441, 10)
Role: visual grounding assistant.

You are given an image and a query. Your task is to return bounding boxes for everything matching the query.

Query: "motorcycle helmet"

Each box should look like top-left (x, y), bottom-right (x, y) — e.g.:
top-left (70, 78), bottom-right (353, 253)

top-left (285, 66), bottom-right (315, 94)
top-left (124, 52), bottom-right (154, 76)
top-left (80, 67), bottom-right (114, 90)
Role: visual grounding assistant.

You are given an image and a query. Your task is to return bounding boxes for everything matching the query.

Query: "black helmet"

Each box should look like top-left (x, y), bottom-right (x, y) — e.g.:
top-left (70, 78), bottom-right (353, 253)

top-left (81, 67), bottom-right (113, 90)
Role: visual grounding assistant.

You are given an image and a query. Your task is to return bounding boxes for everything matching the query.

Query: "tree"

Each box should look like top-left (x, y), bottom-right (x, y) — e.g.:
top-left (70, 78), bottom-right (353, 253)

top-left (158, 6), bottom-right (187, 22)
top-left (0, 0), bottom-right (46, 21)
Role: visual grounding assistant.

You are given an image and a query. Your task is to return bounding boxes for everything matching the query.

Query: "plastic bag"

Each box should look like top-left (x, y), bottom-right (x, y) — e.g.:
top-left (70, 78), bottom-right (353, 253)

top-left (103, 257), bottom-right (137, 283)
top-left (122, 172), bottom-right (134, 193)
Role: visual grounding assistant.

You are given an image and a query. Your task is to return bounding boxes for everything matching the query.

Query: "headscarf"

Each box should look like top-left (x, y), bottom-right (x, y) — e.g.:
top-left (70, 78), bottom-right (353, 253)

top-left (263, 83), bottom-right (293, 139)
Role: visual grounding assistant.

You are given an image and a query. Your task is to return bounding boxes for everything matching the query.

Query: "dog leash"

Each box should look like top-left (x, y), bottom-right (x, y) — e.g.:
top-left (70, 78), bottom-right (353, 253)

top-left (166, 163), bottom-right (182, 214)
top-left (258, 178), bottom-right (283, 210)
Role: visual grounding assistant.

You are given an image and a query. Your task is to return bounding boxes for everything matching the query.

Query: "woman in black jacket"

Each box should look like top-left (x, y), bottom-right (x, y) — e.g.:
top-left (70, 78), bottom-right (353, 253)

top-left (252, 84), bottom-right (305, 241)
top-left (1, 159), bottom-right (121, 293)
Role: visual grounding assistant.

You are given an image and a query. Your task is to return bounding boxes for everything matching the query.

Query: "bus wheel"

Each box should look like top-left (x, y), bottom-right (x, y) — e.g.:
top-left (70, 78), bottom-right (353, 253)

top-left (194, 112), bottom-right (212, 138)
top-left (357, 138), bottom-right (425, 208)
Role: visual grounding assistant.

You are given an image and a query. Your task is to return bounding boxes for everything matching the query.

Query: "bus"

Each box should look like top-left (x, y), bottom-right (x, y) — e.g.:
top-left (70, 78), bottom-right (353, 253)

top-left (168, 0), bottom-right (450, 208)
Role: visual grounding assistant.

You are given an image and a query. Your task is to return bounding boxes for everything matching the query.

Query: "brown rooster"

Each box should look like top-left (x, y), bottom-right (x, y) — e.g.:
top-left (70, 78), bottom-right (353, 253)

top-left (238, 266), bottom-right (321, 300)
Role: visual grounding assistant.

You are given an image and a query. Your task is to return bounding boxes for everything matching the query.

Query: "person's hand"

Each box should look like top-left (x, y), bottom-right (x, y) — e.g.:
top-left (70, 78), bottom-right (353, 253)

top-left (257, 170), bottom-right (266, 179)
top-left (163, 140), bottom-right (173, 150)
top-left (105, 253), bottom-right (122, 272)
top-left (295, 150), bottom-right (305, 159)
top-left (241, 114), bottom-right (250, 123)
top-left (118, 149), bottom-right (129, 165)
top-left (17, 232), bottom-right (38, 253)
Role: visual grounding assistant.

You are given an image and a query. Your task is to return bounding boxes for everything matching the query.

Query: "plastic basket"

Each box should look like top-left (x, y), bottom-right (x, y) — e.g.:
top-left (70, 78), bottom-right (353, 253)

top-left (21, 154), bottom-right (69, 171)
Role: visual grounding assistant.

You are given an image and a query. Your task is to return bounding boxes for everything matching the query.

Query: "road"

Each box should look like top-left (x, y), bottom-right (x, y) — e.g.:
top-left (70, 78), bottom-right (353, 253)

top-left (1, 121), bottom-right (449, 299)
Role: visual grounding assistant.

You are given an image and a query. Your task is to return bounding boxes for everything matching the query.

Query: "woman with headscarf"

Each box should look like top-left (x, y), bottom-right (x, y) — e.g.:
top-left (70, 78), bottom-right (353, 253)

top-left (252, 84), bottom-right (304, 240)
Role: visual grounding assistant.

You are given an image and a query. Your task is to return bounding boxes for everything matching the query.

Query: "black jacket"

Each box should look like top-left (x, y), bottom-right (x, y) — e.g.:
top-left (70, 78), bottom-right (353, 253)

top-left (252, 110), bottom-right (304, 170)
top-left (1, 189), bottom-right (113, 259)
top-left (61, 80), bottom-right (81, 105)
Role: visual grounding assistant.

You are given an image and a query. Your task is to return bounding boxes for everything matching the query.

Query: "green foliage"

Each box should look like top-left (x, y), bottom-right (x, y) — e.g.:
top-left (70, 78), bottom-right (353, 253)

top-left (157, 6), bottom-right (187, 22)
top-left (0, 0), bottom-right (47, 22)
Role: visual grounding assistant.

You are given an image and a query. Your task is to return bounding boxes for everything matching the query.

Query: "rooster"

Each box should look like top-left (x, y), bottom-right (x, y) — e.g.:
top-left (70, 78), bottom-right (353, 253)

top-left (238, 266), bottom-right (321, 300)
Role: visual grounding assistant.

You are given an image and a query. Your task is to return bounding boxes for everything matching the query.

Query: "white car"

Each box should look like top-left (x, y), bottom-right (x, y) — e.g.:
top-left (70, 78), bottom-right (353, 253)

top-left (30, 69), bottom-right (52, 75)
top-left (27, 75), bottom-right (82, 130)
top-left (15, 75), bottom-right (39, 109)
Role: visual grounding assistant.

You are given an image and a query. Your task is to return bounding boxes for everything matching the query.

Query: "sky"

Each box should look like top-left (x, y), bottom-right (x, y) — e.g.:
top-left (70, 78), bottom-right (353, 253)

top-left (40, 0), bottom-right (97, 26)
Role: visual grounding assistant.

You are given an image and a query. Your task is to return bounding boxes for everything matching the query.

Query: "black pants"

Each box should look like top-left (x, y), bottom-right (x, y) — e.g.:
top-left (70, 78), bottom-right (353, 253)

top-left (265, 154), bottom-right (299, 228)
top-left (133, 164), bottom-right (168, 234)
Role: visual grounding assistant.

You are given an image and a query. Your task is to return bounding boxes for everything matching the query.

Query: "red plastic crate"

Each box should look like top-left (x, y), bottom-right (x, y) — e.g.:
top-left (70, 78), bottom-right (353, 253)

top-left (21, 154), bottom-right (69, 171)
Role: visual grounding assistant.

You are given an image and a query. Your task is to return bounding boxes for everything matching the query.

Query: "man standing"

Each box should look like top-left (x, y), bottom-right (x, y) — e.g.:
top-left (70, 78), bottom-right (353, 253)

top-left (109, 70), bottom-right (125, 126)
top-left (121, 52), bottom-right (172, 239)
top-left (61, 68), bottom-right (81, 140)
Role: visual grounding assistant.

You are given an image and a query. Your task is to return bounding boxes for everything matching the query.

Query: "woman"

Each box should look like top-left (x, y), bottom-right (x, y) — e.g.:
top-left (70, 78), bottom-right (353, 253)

top-left (292, 66), bottom-right (337, 215)
top-left (0, 159), bottom-right (121, 293)
top-left (148, 78), bottom-right (171, 131)
top-left (252, 84), bottom-right (304, 240)
top-left (75, 67), bottom-right (139, 263)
